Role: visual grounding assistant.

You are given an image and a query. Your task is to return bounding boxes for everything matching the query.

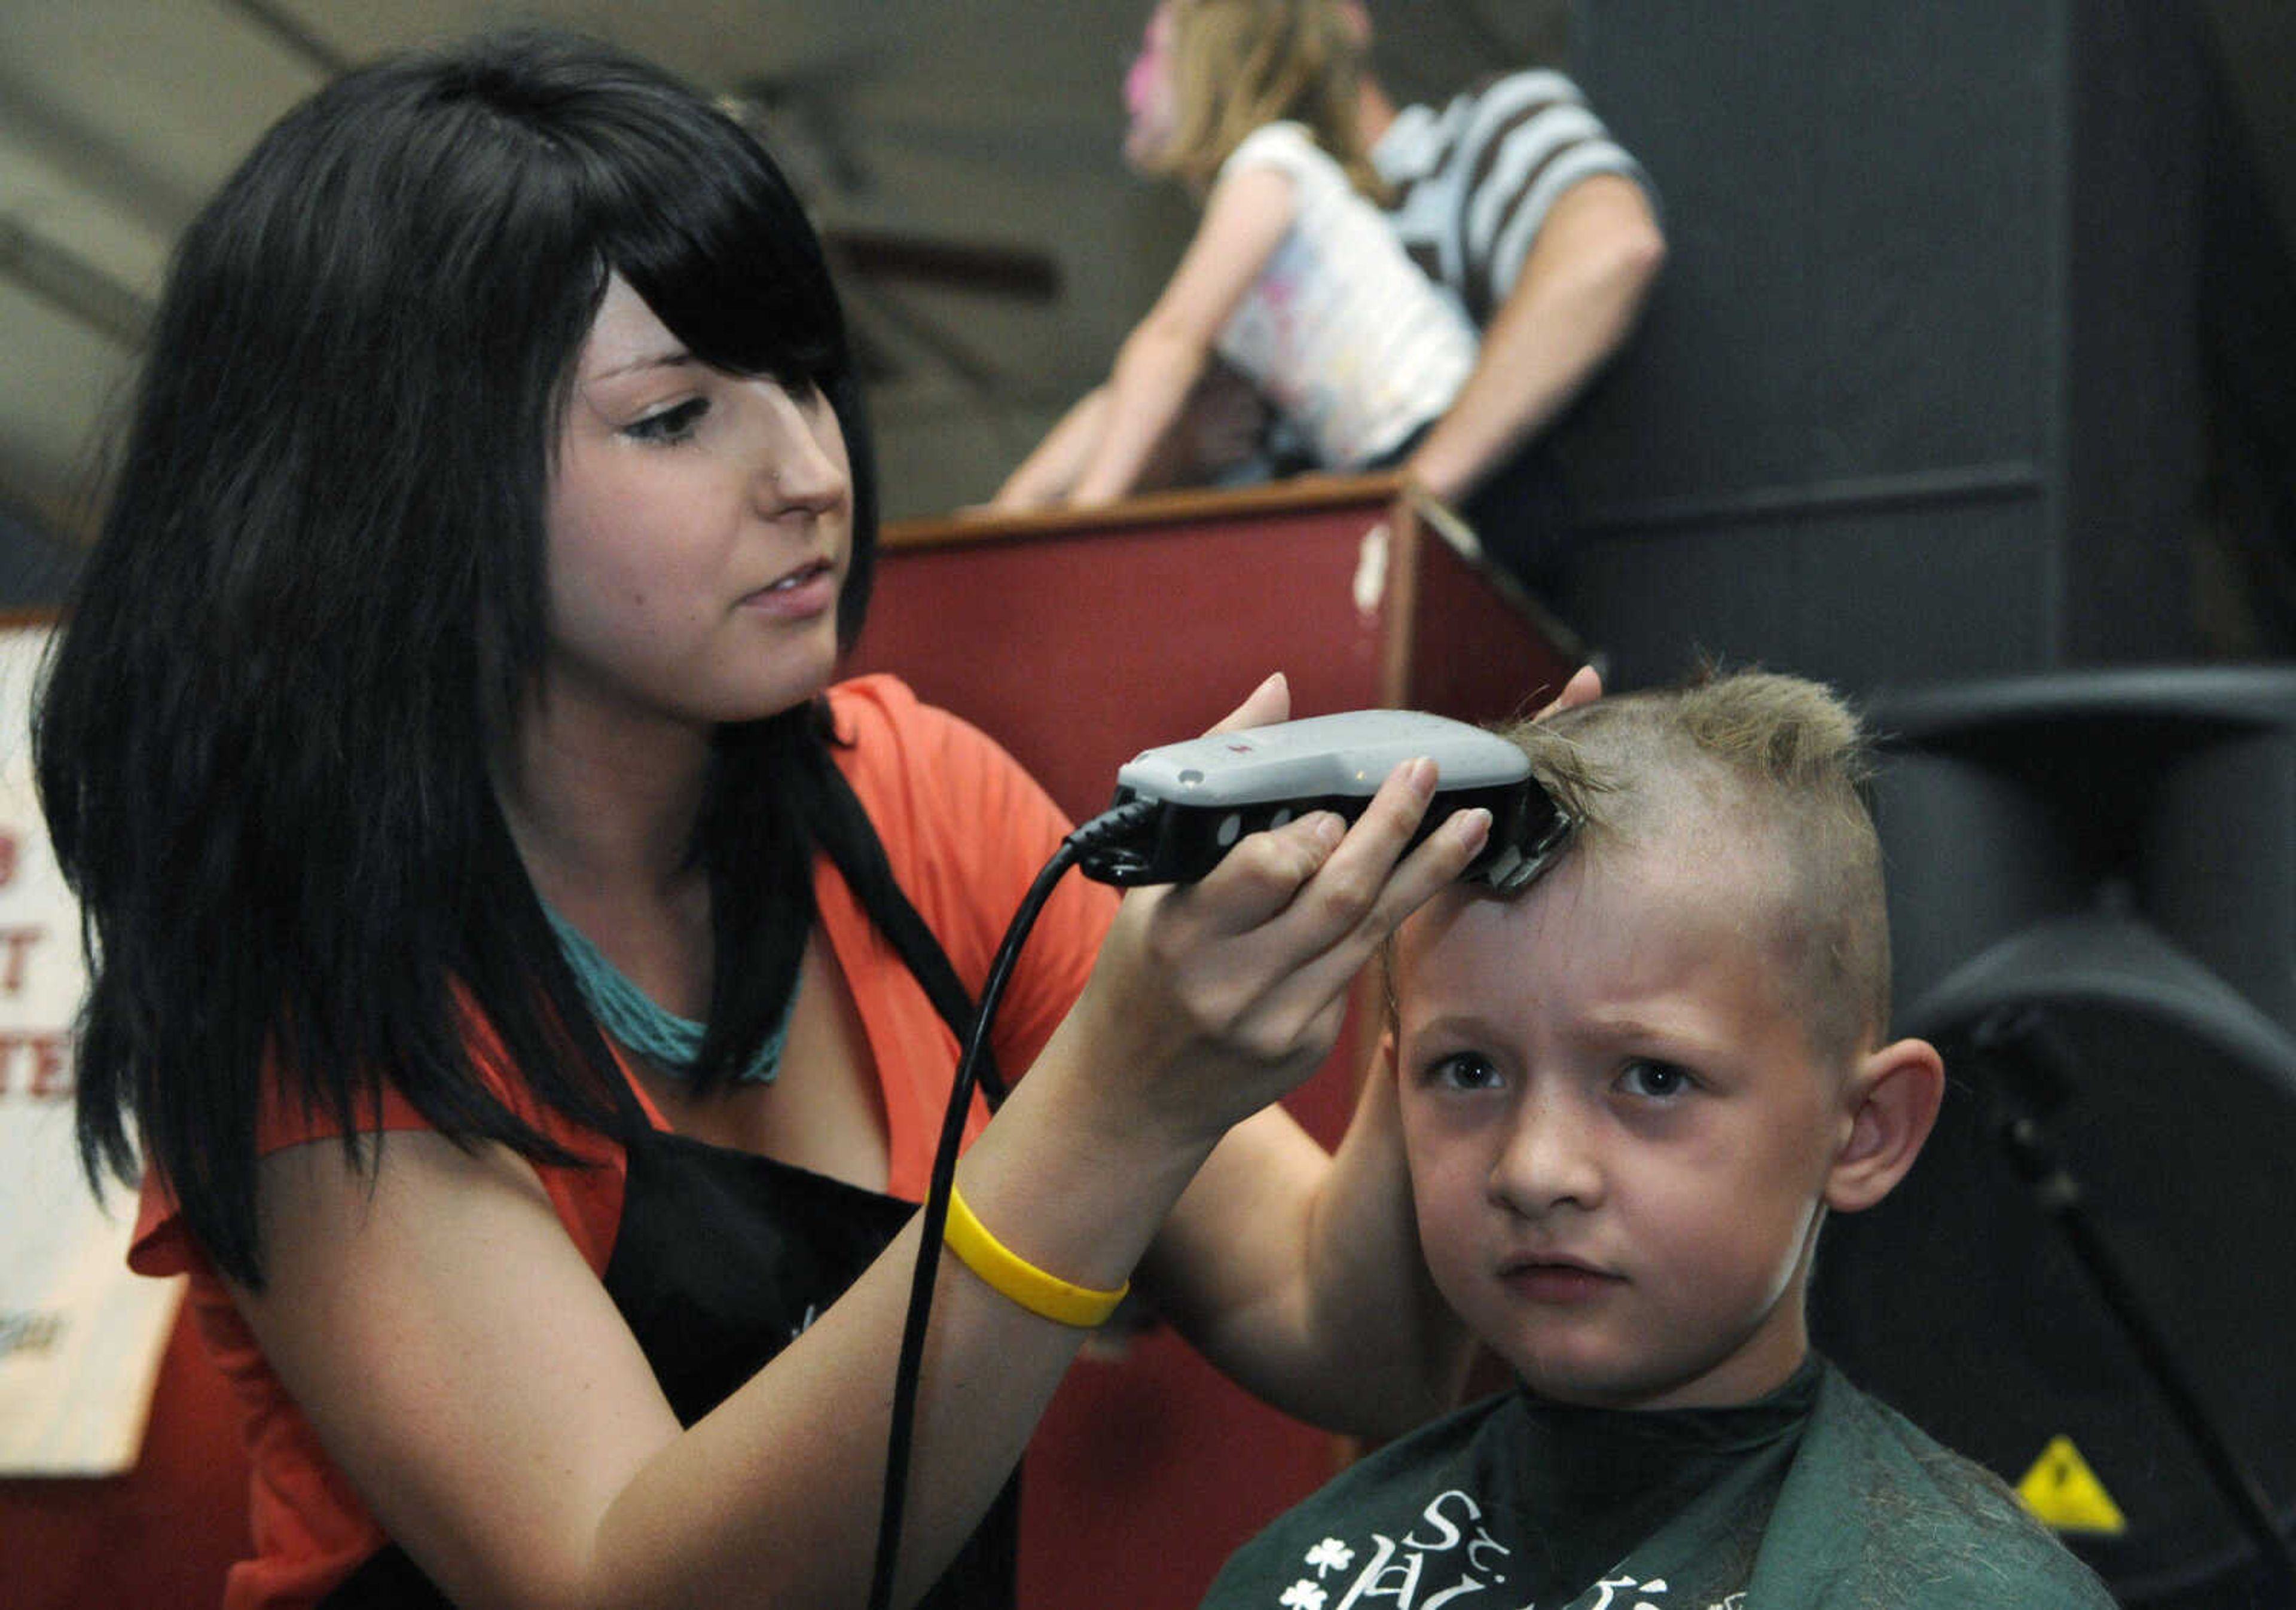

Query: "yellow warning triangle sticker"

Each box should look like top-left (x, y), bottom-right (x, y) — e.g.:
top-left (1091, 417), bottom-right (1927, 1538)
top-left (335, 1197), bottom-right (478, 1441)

top-left (2016, 1435), bottom-right (2129, 1535)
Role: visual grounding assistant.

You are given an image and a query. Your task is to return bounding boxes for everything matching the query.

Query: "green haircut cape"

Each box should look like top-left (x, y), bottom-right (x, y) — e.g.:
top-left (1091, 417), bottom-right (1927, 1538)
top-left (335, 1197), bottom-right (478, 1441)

top-left (1196, 1358), bottom-right (2118, 1610)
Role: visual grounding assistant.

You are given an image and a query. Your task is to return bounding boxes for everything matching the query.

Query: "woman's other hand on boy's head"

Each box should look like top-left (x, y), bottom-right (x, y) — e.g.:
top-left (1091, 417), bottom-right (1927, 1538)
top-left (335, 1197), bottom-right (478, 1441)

top-left (1541, 665), bottom-right (1602, 719)
top-left (1208, 670), bottom-right (1292, 735)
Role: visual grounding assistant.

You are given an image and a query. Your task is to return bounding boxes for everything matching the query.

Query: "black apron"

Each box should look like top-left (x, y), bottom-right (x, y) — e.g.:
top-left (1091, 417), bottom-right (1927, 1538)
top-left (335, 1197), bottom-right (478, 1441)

top-left (322, 1126), bottom-right (1019, 1608)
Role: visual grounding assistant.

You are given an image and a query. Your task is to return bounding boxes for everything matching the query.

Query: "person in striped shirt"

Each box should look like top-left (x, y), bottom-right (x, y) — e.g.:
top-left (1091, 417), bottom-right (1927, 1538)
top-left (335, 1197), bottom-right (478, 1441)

top-left (1173, 8), bottom-right (1666, 592)
top-left (1354, 25), bottom-right (1666, 587)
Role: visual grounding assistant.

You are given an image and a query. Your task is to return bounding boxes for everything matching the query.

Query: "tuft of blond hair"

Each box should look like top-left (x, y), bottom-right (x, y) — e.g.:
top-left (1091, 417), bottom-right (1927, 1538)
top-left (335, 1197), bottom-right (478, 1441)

top-left (1500, 667), bottom-right (1893, 1063)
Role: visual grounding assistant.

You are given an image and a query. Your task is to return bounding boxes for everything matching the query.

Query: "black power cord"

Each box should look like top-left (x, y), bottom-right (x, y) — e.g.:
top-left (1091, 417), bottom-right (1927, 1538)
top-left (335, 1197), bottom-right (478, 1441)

top-left (865, 798), bottom-right (1159, 1610)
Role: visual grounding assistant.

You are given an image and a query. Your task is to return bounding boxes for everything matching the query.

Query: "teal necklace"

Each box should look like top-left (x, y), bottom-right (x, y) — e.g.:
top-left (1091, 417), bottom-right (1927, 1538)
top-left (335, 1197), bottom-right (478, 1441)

top-left (544, 902), bottom-right (792, 1084)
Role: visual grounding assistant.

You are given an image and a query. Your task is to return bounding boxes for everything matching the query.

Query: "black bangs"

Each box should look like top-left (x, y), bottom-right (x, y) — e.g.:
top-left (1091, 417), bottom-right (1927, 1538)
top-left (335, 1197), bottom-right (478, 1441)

top-left (594, 109), bottom-right (852, 389)
top-left (416, 27), bottom-right (853, 392)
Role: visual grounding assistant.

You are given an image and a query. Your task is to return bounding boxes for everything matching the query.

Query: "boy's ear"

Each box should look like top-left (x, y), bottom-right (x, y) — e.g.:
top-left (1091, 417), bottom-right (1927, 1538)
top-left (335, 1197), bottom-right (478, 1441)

top-left (1824, 1037), bottom-right (1946, 1213)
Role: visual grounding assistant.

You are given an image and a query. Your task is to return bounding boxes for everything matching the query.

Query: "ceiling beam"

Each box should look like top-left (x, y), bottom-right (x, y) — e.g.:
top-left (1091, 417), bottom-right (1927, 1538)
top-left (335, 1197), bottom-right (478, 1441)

top-left (0, 216), bottom-right (151, 350)
top-left (217, 0), bottom-right (352, 78)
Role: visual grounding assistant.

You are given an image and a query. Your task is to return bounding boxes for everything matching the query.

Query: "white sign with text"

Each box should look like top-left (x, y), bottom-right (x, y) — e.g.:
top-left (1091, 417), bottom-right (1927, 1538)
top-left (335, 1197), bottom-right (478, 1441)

top-left (0, 621), bottom-right (182, 1475)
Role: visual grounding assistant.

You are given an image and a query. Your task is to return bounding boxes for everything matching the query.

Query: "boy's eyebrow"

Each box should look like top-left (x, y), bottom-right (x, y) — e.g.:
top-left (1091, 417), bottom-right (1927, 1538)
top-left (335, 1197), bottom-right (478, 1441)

top-left (1573, 1006), bottom-right (1728, 1049)
top-left (1399, 1007), bottom-right (1503, 1043)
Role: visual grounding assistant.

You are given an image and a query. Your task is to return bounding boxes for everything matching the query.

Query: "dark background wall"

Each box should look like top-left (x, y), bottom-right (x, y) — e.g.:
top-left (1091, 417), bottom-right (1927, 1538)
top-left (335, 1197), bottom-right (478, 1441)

top-left (1550, 0), bottom-right (2291, 696)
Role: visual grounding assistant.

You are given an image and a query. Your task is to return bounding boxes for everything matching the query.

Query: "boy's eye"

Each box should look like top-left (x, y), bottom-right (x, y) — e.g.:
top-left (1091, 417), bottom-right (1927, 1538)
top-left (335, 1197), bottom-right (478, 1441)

top-left (1617, 1059), bottom-right (1692, 1099)
top-left (626, 397), bottom-right (709, 444)
top-left (1428, 1052), bottom-right (1503, 1093)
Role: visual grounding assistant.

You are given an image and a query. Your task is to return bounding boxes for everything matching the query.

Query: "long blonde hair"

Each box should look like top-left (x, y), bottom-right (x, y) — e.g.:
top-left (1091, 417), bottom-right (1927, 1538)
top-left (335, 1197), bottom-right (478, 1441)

top-left (1143, 0), bottom-right (1390, 202)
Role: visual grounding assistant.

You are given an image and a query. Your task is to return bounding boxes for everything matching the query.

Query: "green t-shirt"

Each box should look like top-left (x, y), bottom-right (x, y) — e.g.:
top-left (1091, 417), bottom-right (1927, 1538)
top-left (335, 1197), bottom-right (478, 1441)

top-left (1198, 1357), bottom-right (2118, 1610)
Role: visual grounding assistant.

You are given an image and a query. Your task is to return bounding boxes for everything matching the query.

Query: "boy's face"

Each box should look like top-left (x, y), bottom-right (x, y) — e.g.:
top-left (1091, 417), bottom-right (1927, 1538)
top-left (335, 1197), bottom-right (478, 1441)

top-left (1393, 836), bottom-right (1858, 1411)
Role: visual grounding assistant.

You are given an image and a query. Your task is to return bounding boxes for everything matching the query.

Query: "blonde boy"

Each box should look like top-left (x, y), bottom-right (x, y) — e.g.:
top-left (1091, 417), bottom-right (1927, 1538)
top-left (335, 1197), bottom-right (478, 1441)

top-left (1198, 671), bottom-right (2117, 1609)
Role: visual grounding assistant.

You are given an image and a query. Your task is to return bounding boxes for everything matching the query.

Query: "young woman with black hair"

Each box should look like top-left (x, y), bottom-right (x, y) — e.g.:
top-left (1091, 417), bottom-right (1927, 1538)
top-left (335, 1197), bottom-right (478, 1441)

top-left (32, 28), bottom-right (1535, 1610)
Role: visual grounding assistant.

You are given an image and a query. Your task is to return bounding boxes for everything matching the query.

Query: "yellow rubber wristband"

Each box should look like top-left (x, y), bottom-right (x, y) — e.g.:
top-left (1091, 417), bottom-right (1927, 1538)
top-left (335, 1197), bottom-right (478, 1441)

top-left (943, 1183), bottom-right (1130, 1328)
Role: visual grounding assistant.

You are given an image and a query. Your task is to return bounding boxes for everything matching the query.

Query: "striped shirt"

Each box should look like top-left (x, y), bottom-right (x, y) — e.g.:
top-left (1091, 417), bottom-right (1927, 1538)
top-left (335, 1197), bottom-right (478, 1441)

top-left (1373, 69), bottom-right (1654, 328)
